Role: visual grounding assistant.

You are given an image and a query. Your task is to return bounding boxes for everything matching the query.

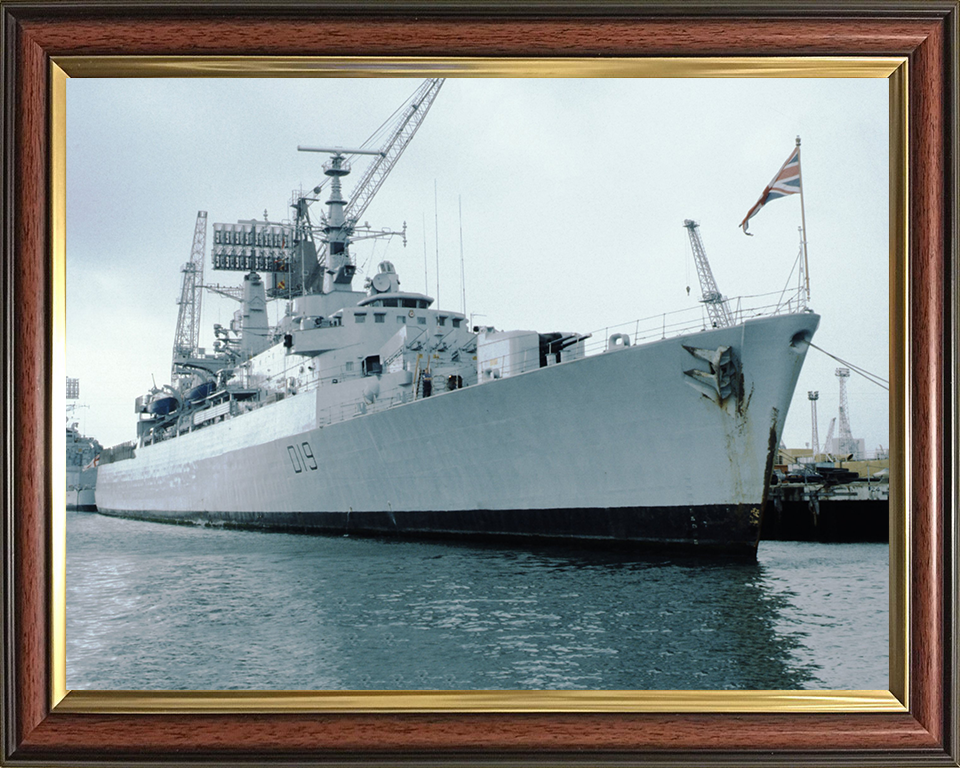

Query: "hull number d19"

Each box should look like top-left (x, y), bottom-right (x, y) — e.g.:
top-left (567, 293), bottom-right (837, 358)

top-left (287, 441), bottom-right (318, 474)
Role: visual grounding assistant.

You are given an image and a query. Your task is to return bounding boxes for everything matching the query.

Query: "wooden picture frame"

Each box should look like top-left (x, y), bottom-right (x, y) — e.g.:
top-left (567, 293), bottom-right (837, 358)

top-left (2, 2), bottom-right (957, 764)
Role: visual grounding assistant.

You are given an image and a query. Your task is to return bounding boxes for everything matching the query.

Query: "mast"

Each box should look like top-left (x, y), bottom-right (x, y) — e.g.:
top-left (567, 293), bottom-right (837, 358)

top-left (796, 135), bottom-right (811, 302)
top-left (208, 79), bottom-right (445, 300)
top-left (434, 179), bottom-right (440, 306)
top-left (297, 78), bottom-right (446, 295)
top-left (296, 147), bottom-right (384, 293)
top-left (459, 194), bottom-right (466, 315)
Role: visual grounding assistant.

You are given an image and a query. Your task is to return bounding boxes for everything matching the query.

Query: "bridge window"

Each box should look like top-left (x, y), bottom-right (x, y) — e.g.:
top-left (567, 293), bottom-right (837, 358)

top-left (374, 313), bottom-right (385, 323)
top-left (354, 313), bottom-right (366, 323)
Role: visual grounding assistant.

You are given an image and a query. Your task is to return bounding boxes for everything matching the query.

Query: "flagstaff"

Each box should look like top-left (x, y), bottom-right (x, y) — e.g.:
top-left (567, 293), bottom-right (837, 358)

top-left (739, 137), bottom-right (810, 304)
top-left (796, 135), bottom-right (811, 302)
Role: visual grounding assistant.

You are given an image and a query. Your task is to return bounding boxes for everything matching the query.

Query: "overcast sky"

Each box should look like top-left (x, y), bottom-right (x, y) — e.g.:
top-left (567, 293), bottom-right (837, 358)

top-left (65, 77), bottom-right (889, 456)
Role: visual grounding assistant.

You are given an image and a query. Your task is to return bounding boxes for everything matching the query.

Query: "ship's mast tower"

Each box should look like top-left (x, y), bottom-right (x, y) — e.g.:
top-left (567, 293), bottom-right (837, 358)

top-left (172, 211), bottom-right (208, 382)
top-left (297, 77), bottom-right (445, 295)
top-left (807, 390), bottom-right (820, 456)
top-left (683, 219), bottom-right (733, 328)
top-left (835, 367), bottom-right (857, 456)
top-left (294, 148), bottom-right (386, 293)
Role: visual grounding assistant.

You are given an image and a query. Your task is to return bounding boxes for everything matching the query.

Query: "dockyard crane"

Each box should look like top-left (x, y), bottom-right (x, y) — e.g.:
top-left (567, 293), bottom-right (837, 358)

top-left (171, 211), bottom-right (208, 382)
top-left (683, 219), bottom-right (733, 328)
top-left (297, 78), bottom-right (445, 293)
top-left (823, 417), bottom-right (837, 456)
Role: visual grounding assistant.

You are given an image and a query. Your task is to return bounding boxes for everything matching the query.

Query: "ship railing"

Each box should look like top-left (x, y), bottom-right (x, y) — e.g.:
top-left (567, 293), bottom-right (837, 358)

top-left (470, 287), bottom-right (810, 376)
top-left (314, 390), bottom-right (412, 428)
top-left (581, 287), bottom-right (809, 357)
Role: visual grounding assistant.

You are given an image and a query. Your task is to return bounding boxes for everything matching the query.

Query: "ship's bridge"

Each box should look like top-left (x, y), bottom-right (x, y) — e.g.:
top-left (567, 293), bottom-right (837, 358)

top-left (357, 292), bottom-right (434, 310)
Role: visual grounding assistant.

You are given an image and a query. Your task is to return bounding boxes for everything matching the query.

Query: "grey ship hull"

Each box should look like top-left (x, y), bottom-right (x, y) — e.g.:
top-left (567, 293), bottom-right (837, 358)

top-left (67, 467), bottom-right (97, 512)
top-left (66, 433), bottom-right (100, 511)
top-left (96, 312), bottom-right (819, 557)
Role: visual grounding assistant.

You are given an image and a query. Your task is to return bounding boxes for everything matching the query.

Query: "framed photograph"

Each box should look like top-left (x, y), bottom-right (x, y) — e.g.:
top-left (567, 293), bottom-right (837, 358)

top-left (63, 72), bottom-right (892, 697)
top-left (2, 2), bottom-right (957, 765)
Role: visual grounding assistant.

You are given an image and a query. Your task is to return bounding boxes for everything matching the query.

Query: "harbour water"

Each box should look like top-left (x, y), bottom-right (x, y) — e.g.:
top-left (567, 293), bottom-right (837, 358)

top-left (66, 510), bottom-right (888, 691)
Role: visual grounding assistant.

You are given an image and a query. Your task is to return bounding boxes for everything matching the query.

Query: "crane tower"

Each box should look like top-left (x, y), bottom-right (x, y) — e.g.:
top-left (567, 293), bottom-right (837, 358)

top-left (807, 390), bottom-right (820, 456)
top-left (683, 219), bottom-right (733, 328)
top-left (172, 211), bottom-right (208, 382)
top-left (824, 417), bottom-right (836, 455)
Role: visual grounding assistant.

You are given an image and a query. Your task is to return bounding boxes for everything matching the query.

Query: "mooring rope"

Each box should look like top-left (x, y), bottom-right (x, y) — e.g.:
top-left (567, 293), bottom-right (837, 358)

top-left (808, 342), bottom-right (889, 391)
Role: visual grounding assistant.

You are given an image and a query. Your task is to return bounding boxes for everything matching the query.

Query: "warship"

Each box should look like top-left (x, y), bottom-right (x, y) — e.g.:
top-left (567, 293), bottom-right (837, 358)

top-left (95, 79), bottom-right (819, 557)
top-left (65, 379), bottom-right (101, 511)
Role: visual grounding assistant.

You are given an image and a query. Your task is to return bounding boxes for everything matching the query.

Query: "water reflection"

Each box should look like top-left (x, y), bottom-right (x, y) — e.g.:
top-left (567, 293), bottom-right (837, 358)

top-left (369, 543), bottom-right (821, 690)
top-left (67, 513), bottom-right (882, 691)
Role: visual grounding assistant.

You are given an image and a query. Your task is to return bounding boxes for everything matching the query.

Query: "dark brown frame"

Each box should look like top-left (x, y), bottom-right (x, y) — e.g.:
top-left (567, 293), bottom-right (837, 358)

top-left (2, 2), bottom-right (957, 765)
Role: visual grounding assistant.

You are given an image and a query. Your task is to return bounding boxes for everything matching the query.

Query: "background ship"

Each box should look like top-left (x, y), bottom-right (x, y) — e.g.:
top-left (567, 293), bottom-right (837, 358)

top-left (66, 377), bottom-right (101, 511)
top-left (95, 79), bottom-right (819, 557)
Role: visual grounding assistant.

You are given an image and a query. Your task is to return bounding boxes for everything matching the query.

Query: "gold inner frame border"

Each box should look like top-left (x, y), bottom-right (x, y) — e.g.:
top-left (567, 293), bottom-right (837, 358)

top-left (49, 55), bottom-right (909, 715)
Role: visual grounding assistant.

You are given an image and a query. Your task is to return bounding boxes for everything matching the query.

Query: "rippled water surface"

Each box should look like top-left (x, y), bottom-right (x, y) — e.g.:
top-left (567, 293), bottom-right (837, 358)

top-left (67, 511), bottom-right (887, 690)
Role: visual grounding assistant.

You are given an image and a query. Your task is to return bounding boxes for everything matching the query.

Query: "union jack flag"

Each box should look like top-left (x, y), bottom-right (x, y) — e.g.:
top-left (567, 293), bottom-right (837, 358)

top-left (740, 144), bottom-right (801, 235)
